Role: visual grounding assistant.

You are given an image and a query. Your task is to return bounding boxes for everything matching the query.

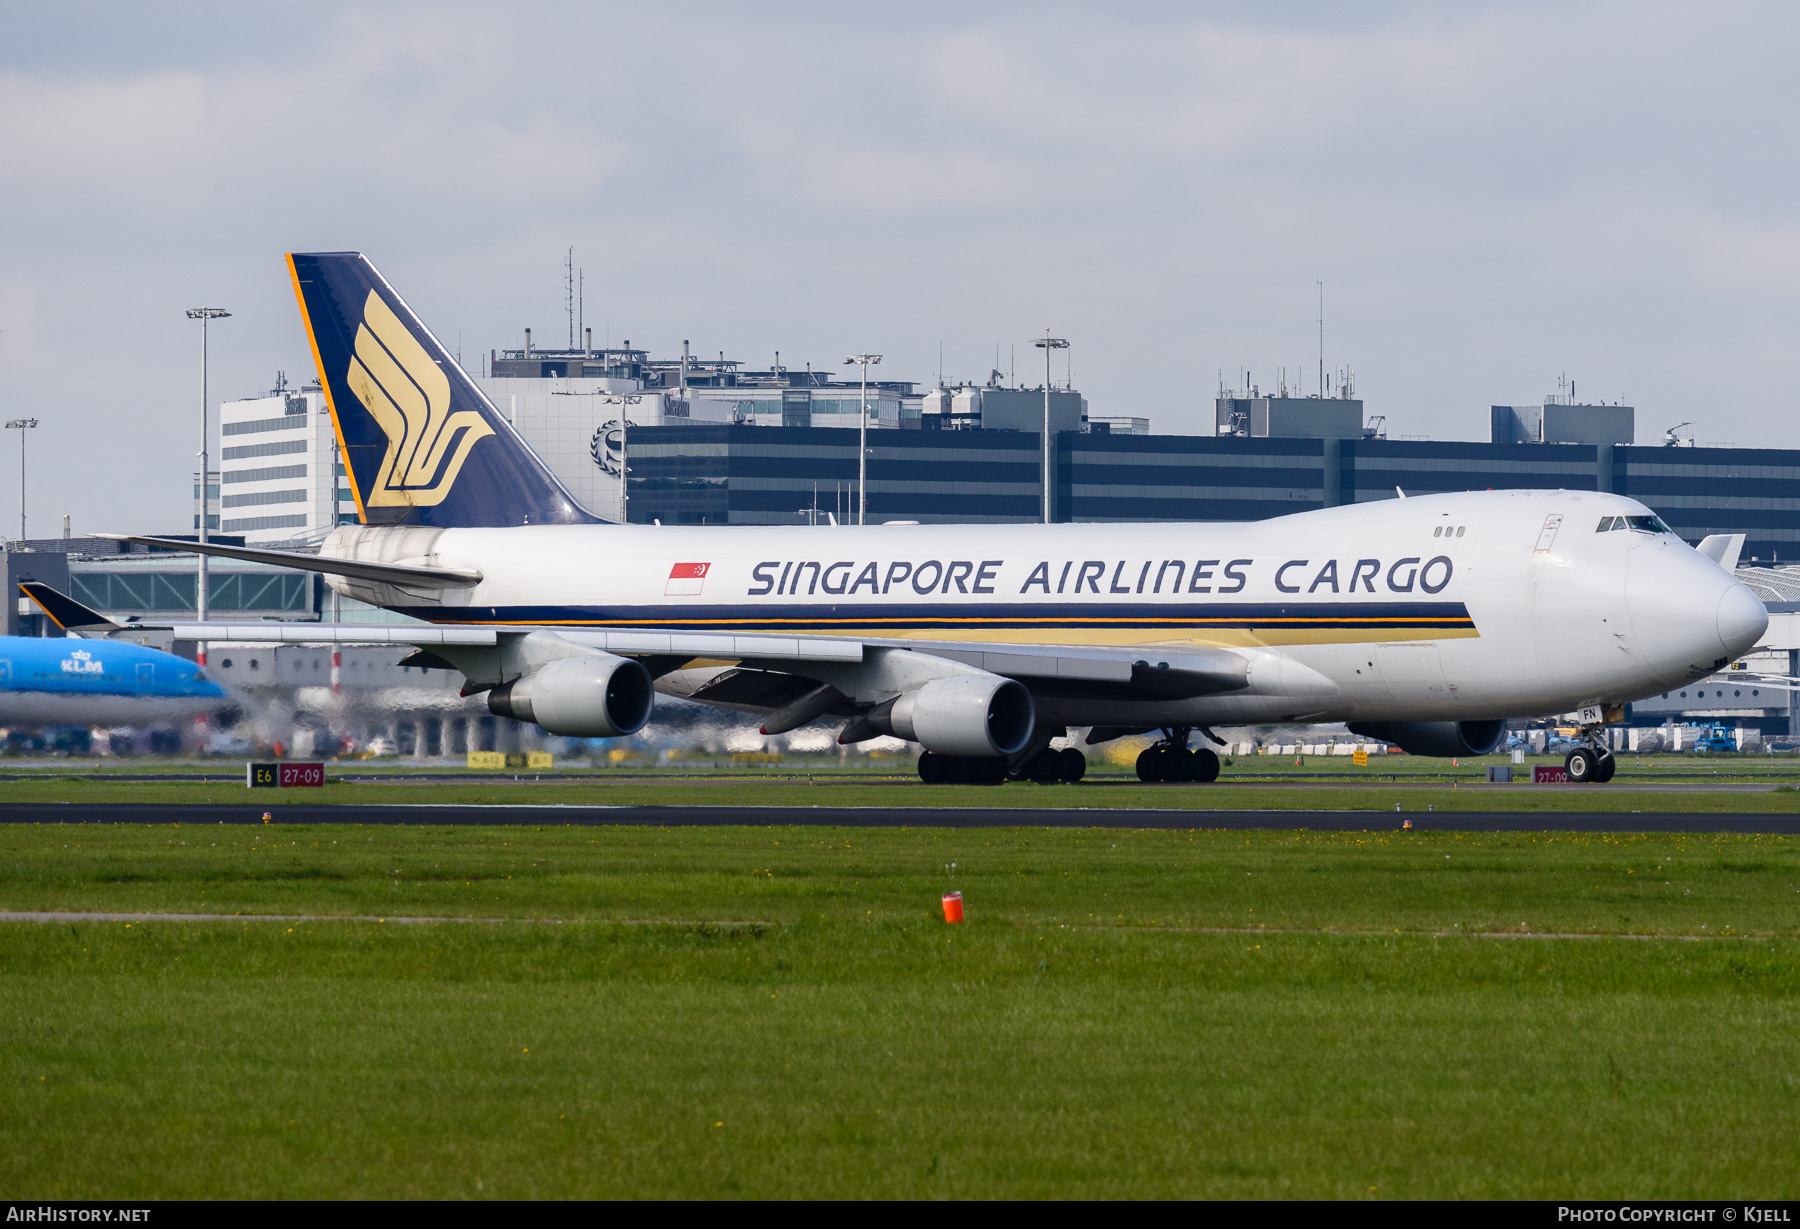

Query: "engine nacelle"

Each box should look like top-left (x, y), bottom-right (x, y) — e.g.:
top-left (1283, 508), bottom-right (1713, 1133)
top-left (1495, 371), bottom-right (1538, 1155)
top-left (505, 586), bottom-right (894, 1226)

top-left (1347, 719), bottom-right (1507, 758)
top-left (488, 653), bottom-right (653, 737)
top-left (873, 674), bottom-right (1035, 757)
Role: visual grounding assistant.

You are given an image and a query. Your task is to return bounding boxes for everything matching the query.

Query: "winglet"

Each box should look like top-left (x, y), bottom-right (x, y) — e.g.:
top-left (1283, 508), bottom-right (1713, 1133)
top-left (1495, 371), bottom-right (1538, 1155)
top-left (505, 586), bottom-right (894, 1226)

top-left (18, 582), bottom-right (121, 633)
top-left (1697, 533), bottom-right (1746, 572)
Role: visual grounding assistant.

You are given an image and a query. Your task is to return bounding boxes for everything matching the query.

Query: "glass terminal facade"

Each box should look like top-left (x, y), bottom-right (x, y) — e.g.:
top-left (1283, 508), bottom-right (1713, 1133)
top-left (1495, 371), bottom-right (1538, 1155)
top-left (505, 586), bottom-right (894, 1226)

top-left (625, 425), bottom-right (1043, 525)
top-left (620, 426), bottom-right (1800, 561)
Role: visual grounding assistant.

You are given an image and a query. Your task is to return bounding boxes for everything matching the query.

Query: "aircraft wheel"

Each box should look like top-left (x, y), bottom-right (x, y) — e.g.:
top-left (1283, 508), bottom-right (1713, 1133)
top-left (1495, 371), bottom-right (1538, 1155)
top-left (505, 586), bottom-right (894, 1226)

top-left (1565, 747), bottom-right (1597, 783)
top-left (1027, 748), bottom-right (1061, 784)
top-left (1136, 747), bottom-right (1165, 783)
top-left (917, 751), bottom-right (947, 784)
top-left (1058, 747), bottom-right (1087, 783)
top-left (1192, 747), bottom-right (1221, 783)
top-left (1593, 749), bottom-right (1616, 783)
top-left (1162, 748), bottom-right (1196, 782)
top-left (980, 756), bottom-right (1010, 785)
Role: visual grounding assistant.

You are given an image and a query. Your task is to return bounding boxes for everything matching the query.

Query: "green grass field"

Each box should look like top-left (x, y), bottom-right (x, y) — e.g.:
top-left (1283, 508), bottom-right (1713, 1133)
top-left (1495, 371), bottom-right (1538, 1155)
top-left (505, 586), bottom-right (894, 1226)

top-left (2, 769), bottom-right (1800, 812)
top-left (10, 747), bottom-right (1800, 782)
top-left (4, 821), bottom-right (1799, 1198)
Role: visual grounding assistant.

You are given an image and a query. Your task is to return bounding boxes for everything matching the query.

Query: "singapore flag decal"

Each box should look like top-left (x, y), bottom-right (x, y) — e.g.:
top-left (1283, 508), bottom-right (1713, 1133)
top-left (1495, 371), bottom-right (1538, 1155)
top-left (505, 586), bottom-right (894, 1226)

top-left (665, 561), bottom-right (710, 597)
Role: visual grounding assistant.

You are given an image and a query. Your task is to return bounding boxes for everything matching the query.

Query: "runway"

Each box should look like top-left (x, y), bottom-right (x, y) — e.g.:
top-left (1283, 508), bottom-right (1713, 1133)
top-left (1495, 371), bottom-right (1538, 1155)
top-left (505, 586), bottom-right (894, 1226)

top-left (2, 802), bottom-right (1798, 833)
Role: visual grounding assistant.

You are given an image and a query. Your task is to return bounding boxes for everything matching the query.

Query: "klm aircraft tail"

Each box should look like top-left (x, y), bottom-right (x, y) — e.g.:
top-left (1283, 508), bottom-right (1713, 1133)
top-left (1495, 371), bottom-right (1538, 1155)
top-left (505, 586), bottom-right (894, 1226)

top-left (287, 252), bottom-right (600, 528)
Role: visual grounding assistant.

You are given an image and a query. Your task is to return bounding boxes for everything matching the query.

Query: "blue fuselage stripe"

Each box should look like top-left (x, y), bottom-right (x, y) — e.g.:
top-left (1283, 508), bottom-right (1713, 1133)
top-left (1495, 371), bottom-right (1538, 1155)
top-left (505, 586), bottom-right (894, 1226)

top-left (399, 600), bottom-right (1477, 633)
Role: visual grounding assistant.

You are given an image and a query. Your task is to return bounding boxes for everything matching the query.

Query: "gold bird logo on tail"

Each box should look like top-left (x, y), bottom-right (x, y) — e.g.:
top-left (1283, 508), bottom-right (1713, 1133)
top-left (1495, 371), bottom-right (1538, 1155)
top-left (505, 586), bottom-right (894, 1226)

top-left (345, 290), bottom-right (494, 506)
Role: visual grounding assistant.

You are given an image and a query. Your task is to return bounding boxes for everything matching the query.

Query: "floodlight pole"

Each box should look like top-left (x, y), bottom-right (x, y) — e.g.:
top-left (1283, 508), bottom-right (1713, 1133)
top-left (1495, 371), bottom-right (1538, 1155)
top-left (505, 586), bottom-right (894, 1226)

top-left (4, 418), bottom-right (38, 543)
top-left (844, 354), bottom-right (882, 525)
top-left (1034, 337), bottom-right (1069, 523)
top-left (186, 307), bottom-right (230, 662)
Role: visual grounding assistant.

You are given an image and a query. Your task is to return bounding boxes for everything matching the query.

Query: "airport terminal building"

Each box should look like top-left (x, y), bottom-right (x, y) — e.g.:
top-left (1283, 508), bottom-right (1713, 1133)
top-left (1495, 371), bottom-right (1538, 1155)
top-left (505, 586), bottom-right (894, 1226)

top-left (615, 418), bottom-right (1800, 566)
top-left (11, 349), bottom-right (1800, 749)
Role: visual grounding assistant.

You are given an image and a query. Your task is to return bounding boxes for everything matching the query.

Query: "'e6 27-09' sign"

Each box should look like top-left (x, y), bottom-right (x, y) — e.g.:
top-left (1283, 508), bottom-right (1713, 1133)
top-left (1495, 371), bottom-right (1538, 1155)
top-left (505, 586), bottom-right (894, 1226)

top-left (247, 762), bottom-right (325, 788)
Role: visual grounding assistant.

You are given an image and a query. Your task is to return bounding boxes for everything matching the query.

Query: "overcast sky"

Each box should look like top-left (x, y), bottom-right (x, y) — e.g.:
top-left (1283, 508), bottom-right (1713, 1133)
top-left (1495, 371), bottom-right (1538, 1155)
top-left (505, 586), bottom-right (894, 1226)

top-left (4, 0), bottom-right (1799, 533)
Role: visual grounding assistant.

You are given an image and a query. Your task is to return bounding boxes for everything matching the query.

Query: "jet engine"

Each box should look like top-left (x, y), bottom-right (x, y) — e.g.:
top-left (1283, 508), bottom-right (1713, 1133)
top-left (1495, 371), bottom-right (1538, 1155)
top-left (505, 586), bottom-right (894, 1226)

top-left (867, 674), bottom-right (1035, 757)
top-left (487, 653), bottom-right (654, 738)
top-left (1347, 719), bottom-right (1507, 758)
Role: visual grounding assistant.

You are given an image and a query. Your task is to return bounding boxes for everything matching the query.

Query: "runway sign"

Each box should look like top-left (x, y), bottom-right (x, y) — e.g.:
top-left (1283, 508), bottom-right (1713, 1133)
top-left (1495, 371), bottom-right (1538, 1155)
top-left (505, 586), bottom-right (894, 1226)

top-left (247, 762), bottom-right (325, 788)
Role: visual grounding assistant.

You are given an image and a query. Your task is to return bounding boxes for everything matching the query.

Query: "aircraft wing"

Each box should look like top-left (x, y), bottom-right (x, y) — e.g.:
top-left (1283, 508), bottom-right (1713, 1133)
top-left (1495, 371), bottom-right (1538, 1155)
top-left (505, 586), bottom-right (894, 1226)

top-left (26, 571), bottom-right (1253, 709)
top-left (156, 619), bottom-right (1253, 712)
top-left (83, 538), bottom-right (1247, 700)
top-left (161, 621), bottom-right (869, 662)
top-left (155, 620), bottom-right (1246, 689)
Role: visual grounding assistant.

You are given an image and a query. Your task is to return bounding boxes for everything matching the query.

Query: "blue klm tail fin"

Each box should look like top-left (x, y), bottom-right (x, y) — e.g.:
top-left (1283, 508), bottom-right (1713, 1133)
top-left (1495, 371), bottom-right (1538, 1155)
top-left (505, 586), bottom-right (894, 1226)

top-left (286, 251), bottom-right (600, 528)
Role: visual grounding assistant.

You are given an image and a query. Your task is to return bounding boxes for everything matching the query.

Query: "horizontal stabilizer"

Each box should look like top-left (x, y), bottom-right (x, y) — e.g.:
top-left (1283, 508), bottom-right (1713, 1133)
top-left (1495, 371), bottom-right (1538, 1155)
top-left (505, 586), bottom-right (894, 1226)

top-left (18, 582), bottom-right (120, 633)
top-left (96, 534), bottom-right (482, 589)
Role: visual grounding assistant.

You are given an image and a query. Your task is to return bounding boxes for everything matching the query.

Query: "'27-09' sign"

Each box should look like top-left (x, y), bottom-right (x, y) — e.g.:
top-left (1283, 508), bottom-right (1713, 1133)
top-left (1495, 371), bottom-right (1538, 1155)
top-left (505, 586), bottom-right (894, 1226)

top-left (246, 762), bottom-right (325, 788)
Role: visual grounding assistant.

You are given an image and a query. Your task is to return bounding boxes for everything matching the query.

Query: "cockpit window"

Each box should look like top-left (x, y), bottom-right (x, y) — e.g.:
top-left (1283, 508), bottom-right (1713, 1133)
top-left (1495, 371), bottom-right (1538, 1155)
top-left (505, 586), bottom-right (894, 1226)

top-left (1596, 516), bottom-right (1621, 531)
top-left (1625, 515), bottom-right (1671, 534)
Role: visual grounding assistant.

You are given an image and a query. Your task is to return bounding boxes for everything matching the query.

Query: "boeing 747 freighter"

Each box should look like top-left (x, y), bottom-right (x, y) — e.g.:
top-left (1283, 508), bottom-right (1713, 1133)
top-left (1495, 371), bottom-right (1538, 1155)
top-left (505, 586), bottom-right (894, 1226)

top-left (85, 253), bottom-right (1767, 784)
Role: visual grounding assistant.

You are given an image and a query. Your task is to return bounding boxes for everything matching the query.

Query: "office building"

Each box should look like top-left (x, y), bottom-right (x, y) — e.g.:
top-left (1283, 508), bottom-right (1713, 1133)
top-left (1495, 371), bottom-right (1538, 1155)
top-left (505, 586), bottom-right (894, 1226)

top-left (625, 424), bottom-right (1043, 525)
top-left (1216, 391), bottom-right (1365, 441)
top-left (477, 338), bottom-right (924, 520)
top-left (211, 376), bottom-right (353, 543)
top-left (921, 384), bottom-right (1087, 434)
top-left (1492, 400), bottom-right (1635, 446)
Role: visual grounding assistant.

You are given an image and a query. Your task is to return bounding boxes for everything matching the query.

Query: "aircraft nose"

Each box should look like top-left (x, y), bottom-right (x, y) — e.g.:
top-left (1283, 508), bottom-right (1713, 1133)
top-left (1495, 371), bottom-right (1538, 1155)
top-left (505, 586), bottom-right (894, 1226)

top-left (1717, 582), bottom-right (1768, 658)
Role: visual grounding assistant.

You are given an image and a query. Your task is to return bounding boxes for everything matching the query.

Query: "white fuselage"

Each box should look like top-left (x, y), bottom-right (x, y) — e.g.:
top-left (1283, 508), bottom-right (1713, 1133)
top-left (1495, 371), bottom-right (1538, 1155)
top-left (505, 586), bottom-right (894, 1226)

top-left (323, 489), bottom-right (1767, 728)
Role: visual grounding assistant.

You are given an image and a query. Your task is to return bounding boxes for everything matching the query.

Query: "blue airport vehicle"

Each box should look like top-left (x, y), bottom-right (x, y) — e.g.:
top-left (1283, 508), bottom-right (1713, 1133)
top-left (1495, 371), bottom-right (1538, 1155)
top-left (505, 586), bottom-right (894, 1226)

top-left (1691, 723), bottom-right (1738, 753)
top-left (1, 583), bottom-right (228, 731)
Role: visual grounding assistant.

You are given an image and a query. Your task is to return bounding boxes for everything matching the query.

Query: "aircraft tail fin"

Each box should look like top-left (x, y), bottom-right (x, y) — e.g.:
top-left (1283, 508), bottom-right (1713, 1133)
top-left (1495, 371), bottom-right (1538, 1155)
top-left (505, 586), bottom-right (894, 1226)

top-left (286, 251), bottom-right (602, 529)
top-left (19, 582), bottom-right (121, 634)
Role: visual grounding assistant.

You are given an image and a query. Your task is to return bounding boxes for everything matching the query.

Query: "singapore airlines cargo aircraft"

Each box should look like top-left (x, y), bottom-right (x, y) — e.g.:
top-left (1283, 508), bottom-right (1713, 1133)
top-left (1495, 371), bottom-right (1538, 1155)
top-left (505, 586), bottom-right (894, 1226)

top-left (92, 253), bottom-right (1767, 785)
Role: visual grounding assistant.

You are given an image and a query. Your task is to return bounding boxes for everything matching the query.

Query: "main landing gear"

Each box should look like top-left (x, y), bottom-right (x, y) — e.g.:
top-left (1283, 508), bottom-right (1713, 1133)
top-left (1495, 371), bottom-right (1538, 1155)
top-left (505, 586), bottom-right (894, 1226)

top-left (1015, 746), bottom-right (1088, 784)
top-left (1135, 728), bottom-right (1221, 784)
top-left (916, 752), bottom-right (1007, 784)
top-left (916, 747), bottom-right (1088, 785)
top-left (1564, 741), bottom-right (1616, 784)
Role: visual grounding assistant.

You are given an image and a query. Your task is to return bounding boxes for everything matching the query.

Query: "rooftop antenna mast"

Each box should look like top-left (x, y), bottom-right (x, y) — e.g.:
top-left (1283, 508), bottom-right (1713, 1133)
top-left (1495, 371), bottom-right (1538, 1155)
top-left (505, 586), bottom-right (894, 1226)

top-left (1316, 279), bottom-right (1324, 401)
top-left (564, 248), bottom-right (576, 350)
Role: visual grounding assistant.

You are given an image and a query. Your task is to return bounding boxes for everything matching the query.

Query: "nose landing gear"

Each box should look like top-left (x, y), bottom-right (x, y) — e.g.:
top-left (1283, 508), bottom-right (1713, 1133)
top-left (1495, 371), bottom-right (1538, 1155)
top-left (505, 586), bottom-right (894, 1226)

top-left (1134, 728), bottom-right (1222, 784)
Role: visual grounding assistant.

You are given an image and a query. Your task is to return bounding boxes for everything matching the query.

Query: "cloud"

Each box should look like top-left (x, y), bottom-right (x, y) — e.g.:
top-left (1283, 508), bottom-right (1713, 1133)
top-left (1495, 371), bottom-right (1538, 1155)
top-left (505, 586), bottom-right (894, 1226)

top-left (0, 15), bottom-right (629, 228)
top-left (4, 0), bottom-right (1800, 532)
